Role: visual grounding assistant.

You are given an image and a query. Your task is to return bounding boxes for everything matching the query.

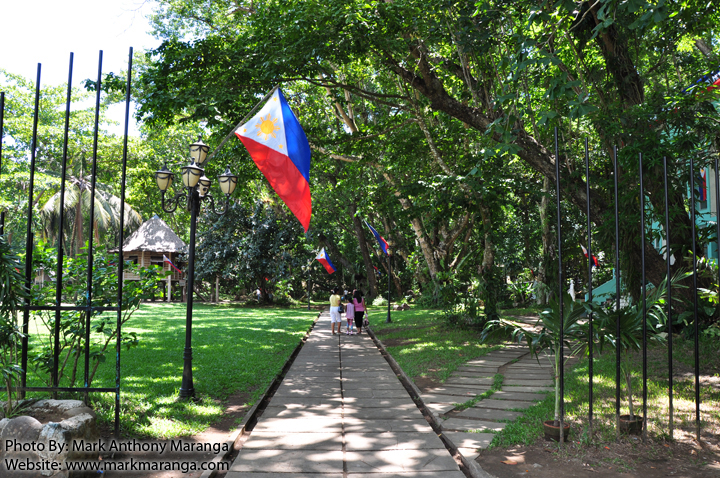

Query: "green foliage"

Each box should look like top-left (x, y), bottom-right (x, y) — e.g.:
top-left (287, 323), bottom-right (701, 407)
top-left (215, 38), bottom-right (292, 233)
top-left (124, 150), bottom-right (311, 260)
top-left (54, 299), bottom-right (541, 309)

top-left (28, 244), bottom-right (167, 388)
top-left (588, 270), bottom-right (690, 418)
top-left (0, 235), bottom-right (29, 415)
top-left (372, 295), bottom-right (388, 307)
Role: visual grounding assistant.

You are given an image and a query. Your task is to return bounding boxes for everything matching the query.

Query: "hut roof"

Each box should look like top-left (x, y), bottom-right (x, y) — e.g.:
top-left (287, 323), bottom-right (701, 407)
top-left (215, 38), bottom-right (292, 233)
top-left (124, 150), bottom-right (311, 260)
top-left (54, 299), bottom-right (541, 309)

top-left (118, 215), bottom-right (187, 253)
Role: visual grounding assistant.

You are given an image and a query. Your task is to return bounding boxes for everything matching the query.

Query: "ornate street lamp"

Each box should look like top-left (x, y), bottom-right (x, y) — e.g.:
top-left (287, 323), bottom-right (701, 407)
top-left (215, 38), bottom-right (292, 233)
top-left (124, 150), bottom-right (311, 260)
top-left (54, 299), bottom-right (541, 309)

top-left (154, 136), bottom-right (238, 399)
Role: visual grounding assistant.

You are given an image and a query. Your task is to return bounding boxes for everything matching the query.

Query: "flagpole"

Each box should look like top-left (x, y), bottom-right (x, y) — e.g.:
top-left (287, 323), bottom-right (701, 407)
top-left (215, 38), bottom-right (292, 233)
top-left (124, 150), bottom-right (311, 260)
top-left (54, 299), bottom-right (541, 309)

top-left (205, 85), bottom-right (280, 164)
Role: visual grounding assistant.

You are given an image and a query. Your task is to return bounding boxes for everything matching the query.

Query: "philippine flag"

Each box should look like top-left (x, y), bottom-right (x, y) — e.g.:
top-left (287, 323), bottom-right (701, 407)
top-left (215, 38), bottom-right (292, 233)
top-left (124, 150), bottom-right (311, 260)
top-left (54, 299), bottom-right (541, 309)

top-left (315, 248), bottom-right (336, 274)
top-left (581, 245), bottom-right (599, 268)
top-left (698, 168), bottom-right (707, 202)
top-left (163, 254), bottom-right (183, 274)
top-left (365, 221), bottom-right (389, 255)
top-left (235, 88), bottom-right (312, 231)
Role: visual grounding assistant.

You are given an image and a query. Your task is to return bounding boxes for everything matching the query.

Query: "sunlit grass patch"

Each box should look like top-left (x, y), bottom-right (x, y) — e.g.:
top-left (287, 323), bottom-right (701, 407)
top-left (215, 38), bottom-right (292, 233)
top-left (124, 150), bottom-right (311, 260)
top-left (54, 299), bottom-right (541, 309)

top-left (370, 307), bottom-right (502, 383)
top-left (10, 303), bottom-right (317, 438)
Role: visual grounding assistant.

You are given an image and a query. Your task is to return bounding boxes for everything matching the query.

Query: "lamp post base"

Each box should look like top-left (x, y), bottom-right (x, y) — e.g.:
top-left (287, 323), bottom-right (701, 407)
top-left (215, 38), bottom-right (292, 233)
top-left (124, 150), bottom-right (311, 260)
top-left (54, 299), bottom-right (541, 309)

top-left (179, 346), bottom-right (194, 399)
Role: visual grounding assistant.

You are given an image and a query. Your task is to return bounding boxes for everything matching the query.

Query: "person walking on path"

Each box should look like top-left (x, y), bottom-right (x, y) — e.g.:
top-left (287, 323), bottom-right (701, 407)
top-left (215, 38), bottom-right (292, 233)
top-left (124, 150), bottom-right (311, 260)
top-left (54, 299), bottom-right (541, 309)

top-left (329, 288), bottom-right (342, 334)
top-left (352, 289), bottom-right (366, 334)
top-left (345, 297), bottom-right (355, 334)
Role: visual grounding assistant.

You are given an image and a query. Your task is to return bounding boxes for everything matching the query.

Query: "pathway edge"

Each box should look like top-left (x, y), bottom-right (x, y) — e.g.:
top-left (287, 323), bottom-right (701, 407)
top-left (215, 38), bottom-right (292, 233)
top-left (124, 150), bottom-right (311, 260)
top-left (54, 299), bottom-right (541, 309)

top-left (366, 324), bottom-right (499, 478)
top-left (198, 309), bottom-right (322, 478)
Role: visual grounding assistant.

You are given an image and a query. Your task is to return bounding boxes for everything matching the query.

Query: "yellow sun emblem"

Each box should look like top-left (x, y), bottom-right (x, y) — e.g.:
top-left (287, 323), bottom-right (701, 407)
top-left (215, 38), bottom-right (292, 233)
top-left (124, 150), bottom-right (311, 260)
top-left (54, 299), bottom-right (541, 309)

top-left (255, 114), bottom-right (281, 141)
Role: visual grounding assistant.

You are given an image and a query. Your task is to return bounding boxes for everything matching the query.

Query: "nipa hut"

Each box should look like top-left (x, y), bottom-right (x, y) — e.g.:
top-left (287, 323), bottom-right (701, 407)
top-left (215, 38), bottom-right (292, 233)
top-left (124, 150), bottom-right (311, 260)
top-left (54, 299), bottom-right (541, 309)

top-left (115, 214), bottom-right (187, 301)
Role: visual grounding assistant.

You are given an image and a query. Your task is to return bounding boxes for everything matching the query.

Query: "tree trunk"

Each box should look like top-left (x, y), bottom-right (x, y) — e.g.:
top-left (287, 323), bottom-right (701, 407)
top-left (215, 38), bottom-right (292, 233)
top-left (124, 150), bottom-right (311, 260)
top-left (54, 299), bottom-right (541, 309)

top-left (350, 202), bottom-right (378, 297)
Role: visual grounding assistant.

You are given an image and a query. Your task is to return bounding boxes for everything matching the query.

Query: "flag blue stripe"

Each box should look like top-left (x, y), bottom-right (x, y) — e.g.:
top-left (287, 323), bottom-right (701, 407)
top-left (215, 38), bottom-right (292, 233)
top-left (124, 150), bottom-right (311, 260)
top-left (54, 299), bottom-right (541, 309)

top-left (279, 88), bottom-right (311, 184)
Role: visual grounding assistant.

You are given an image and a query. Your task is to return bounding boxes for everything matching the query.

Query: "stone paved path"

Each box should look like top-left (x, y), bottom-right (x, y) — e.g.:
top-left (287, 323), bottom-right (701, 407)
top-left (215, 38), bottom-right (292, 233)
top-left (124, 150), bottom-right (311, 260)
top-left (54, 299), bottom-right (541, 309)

top-left (419, 345), bottom-right (554, 462)
top-left (226, 310), bottom-right (465, 478)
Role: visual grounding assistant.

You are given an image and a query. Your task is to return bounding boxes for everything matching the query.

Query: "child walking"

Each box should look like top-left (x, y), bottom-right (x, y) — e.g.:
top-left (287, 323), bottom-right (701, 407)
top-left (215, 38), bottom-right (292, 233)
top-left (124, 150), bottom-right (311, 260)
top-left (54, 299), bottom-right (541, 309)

top-left (345, 299), bottom-right (355, 335)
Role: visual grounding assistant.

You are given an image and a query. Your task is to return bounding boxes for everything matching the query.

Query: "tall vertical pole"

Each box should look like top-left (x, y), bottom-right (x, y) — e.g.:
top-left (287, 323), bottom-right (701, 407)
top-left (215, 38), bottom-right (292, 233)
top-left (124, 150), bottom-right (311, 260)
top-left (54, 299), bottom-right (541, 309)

top-left (689, 159), bottom-right (701, 442)
top-left (180, 189), bottom-right (198, 398)
top-left (663, 156), bottom-right (674, 439)
top-left (308, 262), bottom-right (311, 311)
top-left (554, 127), bottom-right (564, 444)
top-left (54, 53), bottom-right (74, 397)
top-left (115, 46), bottom-right (133, 435)
top-left (639, 153), bottom-right (648, 443)
top-left (85, 51), bottom-right (103, 402)
top-left (584, 138), bottom-right (593, 434)
top-left (613, 145), bottom-right (621, 440)
top-left (386, 252), bottom-right (391, 323)
top-left (21, 64), bottom-right (42, 399)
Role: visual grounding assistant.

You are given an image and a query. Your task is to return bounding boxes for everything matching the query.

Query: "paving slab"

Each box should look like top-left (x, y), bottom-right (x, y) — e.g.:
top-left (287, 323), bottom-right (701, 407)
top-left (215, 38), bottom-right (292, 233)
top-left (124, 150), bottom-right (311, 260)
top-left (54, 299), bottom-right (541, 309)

top-left (444, 376), bottom-right (494, 385)
top-left (343, 408), bottom-right (422, 420)
top-left (488, 390), bottom-right (546, 401)
top-left (229, 449), bottom-right (343, 473)
top-left (425, 403), bottom-right (456, 416)
top-left (242, 432), bottom-right (342, 450)
top-left (261, 407), bottom-right (344, 419)
top-left (500, 385), bottom-right (553, 393)
top-left (344, 432), bottom-right (446, 451)
top-left (427, 385), bottom-right (490, 396)
top-left (456, 366), bottom-right (499, 373)
top-left (454, 407), bottom-right (522, 421)
top-left (342, 398), bottom-right (417, 408)
top-left (343, 419), bottom-right (434, 433)
top-left (443, 431), bottom-right (494, 450)
top-left (452, 370), bottom-right (496, 378)
top-left (421, 393), bottom-right (474, 404)
top-left (252, 417), bottom-right (344, 433)
top-left (503, 378), bottom-right (554, 386)
top-left (345, 449), bottom-right (459, 473)
top-left (341, 381), bottom-right (406, 390)
top-left (472, 398), bottom-right (534, 410)
top-left (441, 418), bottom-right (506, 432)
top-left (342, 389), bottom-right (413, 399)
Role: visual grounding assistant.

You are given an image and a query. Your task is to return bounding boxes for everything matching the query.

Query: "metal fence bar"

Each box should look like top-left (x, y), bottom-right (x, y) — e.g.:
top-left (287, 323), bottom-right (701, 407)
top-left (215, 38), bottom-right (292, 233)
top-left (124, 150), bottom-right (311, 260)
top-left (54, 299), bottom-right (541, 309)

top-left (53, 52), bottom-right (74, 397)
top-left (689, 158), bottom-right (701, 442)
top-left (84, 51), bottom-right (103, 401)
top-left (584, 137), bottom-right (594, 435)
top-left (115, 46), bottom-right (134, 437)
top-left (639, 152), bottom-right (648, 443)
top-left (20, 64), bottom-right (42, 399)
top-left (613, 145), bottom-right (621, 439)
top-left (663, 155), bottom-right (674, 439)
top-left (554, 127), bottom-right (565, 444)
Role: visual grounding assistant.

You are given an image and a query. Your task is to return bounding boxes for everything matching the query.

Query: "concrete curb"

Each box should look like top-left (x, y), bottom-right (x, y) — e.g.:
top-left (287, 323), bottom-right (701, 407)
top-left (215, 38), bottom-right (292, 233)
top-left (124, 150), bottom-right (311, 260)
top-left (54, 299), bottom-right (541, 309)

top-left (366, 324), bottom-right (498, 478)
top-left (198, 309), bottom-right (322, 478)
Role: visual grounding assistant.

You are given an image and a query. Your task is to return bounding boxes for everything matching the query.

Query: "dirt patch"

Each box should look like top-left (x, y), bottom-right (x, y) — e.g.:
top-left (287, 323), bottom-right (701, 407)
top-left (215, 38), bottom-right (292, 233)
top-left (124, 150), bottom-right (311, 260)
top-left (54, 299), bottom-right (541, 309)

top-left (414, 375), bottom-right (444, 393)
top-left (476, 438), bottom-right (720, 477)
top-left (98, 391), bottom-right (252, 478)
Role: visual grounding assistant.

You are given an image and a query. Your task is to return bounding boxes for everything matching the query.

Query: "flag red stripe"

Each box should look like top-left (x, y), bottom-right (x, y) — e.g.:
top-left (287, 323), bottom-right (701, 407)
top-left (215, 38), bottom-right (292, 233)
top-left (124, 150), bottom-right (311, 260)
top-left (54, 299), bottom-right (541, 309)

top-left (237, 134), bottom-right (311, 231)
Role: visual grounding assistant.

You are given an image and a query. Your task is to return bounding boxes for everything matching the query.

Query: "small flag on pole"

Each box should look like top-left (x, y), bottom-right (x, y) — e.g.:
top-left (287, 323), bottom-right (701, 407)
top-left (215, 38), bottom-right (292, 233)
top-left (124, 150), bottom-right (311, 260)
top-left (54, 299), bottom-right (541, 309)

top-left (315, 248), bottom-right (336, 274)
top-left (364, 221), bottom-right (388, 255)
top-left (235, 88), bottom-right (312, 231)
top-left (698, 168), bottom-right (707, 202)
top-left (163, 255), bottom-right (183, 274)
top-left (581, 245), bottom-right (599, 268)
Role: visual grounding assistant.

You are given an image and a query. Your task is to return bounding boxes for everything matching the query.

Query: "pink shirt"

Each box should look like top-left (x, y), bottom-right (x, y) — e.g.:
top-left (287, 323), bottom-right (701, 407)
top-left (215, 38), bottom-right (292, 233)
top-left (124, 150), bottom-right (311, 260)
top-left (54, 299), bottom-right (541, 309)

top-left (353, 298), bottom-right (365, 312)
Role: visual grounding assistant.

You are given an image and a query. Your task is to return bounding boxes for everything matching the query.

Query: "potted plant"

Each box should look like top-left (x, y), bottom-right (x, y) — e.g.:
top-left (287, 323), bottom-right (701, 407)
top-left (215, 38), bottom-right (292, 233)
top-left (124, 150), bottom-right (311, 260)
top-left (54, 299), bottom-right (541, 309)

top-left (589, 271), bottom-right (687, 435)
top-left (482, 292), bottom-right (587, 441)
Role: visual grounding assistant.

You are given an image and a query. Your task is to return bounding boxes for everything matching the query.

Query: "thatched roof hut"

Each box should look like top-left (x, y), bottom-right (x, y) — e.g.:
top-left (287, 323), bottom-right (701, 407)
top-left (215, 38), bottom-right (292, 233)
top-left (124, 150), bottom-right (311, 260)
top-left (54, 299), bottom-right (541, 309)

top-left (114, 214), bottom-right (186, 280)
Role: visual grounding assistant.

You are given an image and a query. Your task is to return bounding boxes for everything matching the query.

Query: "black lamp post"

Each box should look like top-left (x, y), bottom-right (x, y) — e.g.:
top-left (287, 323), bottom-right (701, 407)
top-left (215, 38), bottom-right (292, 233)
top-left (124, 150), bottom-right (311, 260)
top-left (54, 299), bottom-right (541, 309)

top-left (154, 135), bottom-right (238, 399)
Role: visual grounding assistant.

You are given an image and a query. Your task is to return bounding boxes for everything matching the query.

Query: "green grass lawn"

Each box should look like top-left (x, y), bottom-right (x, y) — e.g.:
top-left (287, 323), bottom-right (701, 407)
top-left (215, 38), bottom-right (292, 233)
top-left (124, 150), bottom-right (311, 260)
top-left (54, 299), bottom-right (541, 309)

top-left (368, 307), bottom-right (502, 383)
top-left (490, 337), bottom-right (720, 448)
top-left (14, 303), bottom-right (318, 438)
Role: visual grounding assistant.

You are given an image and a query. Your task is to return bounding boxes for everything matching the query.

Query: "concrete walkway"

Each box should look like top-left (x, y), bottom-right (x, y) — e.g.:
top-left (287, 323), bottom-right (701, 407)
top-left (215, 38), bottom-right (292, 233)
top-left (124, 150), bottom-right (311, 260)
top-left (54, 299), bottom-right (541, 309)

top-left (226, 310), bottom-right (465, 478)
top-left (420, 345), bottom-right (554, 462)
